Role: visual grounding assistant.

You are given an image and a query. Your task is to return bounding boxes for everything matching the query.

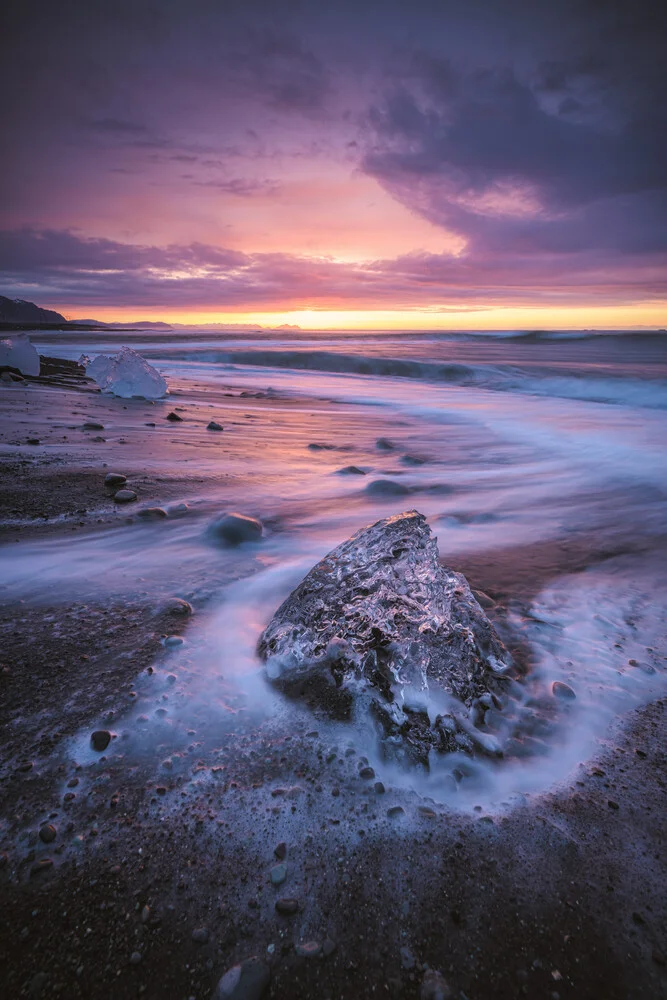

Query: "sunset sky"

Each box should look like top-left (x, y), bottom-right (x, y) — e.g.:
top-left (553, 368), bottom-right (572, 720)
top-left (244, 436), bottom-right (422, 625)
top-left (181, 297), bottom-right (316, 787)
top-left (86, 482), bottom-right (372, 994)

top-left (2, 0), bottom-right (666, 329)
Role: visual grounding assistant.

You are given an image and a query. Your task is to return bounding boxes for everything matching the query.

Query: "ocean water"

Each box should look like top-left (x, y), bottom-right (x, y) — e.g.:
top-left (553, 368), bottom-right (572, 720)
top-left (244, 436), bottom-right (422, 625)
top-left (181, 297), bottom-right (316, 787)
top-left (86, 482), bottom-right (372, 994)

top-left (5, 328), bottom-right (667, 811)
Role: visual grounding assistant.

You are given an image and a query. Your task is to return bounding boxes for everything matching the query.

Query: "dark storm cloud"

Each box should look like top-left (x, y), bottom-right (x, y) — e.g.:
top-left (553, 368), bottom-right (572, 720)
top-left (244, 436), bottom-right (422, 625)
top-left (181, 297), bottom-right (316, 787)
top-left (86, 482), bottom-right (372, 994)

top-left (362, 0), bottom-right (667, 259)
top-left (1, 0), bottom-right (666, 311)
top-left (1, 229), bottom-right (663, 311)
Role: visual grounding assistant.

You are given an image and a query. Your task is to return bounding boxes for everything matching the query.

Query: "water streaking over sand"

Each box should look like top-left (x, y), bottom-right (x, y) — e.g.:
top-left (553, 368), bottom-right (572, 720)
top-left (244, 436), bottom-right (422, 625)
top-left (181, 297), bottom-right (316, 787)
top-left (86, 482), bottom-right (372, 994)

top-left (1, 328), bottom-right (666, 810)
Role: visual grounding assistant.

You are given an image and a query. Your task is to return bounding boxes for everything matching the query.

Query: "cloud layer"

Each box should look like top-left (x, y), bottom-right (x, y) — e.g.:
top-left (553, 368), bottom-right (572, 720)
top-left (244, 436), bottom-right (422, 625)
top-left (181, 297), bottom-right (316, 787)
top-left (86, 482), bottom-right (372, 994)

top-left (1, 0), bottom-right (666, 317)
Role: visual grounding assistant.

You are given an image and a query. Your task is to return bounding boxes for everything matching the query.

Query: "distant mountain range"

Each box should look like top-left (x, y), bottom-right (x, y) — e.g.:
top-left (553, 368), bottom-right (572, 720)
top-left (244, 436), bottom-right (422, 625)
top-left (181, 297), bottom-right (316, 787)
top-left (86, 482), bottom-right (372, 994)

top-left (0, 296), bottom-right (67, 324)
top-left (0, 296), bottom-right (174, 330)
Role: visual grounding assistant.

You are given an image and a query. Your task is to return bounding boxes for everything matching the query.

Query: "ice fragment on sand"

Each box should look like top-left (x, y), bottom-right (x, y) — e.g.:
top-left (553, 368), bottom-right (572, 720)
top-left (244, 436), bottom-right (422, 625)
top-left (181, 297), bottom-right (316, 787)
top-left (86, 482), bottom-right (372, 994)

top-left (259, 510), bottom-right (511, 766)
top-left (85, 347), bottom-right (167, 399)
top-left (0, 336), bottom-right (40, 376)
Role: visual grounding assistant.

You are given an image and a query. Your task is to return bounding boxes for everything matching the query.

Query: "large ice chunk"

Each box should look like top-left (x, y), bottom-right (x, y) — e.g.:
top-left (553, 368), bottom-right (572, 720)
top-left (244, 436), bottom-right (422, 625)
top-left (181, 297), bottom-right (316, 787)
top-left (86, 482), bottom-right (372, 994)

top-left (86, 347), bottom-right (167, 399)
top-left (0, 336), bottom-right (40, 376)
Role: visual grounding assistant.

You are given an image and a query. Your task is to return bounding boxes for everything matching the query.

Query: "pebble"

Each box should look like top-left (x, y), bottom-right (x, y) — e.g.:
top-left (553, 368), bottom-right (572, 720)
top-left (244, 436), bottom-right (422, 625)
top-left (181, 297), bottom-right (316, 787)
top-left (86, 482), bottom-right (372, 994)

top-left (104, 473), bottom-right (127, 487)
top-left (114, 489), bottom-right (137, 503)
top-left (365, 479), bottom-right (410, 497)
top-left (167, 502), bottom-right (190, 516)
top-left (322, 938), bottom-right (336, 957)
top-left (608, 800), bottom-right (619, 810)
top-left (270, 864), bottom-right (287, 886)
top-left (83, 421), bottom-right (104, 430)
top-left (336, 466), bottom-right (366, 475)
top-left (38, 824), bottom-right (57, 844)
top-left (130, 951), bottom-right (142, 965)
top-left (166, 412), bottom-right (183, 422)
top-left (164, 597), bottom-right (193, 616)
top-left (376, 437), bottom-right (395, 451)
top-left (207, 421), bottom-right (224, 431)
top-left (295, 941), bottom-right (322, 958)
top-left (208, 512), bottom-right (263, 546)
top-left (141, 905), bottom-right (151, 923)
top-left (30, 859), bottom-right (53, 876)
top-left (90, 730), bottom-right (111, 752)
top-left (359, 766), bottom-right (375, 780)
top-left (165, 635), bottom-right (185, 647)
top-left (27, 438), bottom-right (40, 445)
top-left (212, 956), bottom-right (270, 1000)
top-left (421, 969), bottom-right (451, 1000)
top-left (137, 507), bottom-right (167, 519)
top-left (274, 842), bottom-right (287, 860)
top-left (387, 806), bottom-right (405, 818)
top-left (275, 898), bottom-right (299, 915)
top-left (192, 927), bottom-right (209, 944)
top-left (552, 681), bottom-right (576, 700)
top-left (374, 781), bottom-right (385, 794)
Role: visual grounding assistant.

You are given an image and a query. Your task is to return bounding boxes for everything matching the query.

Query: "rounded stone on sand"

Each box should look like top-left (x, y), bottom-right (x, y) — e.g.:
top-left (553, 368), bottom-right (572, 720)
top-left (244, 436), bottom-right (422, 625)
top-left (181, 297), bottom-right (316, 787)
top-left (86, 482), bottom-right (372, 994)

top-left (91, 730), bottom-right (111, 751)
top-left (208, 512), bottom-right (263, 546)
top-left (137, 507), bottom-right (167, 519)
top-left (365, 479), bottom-right (410, 497)
top-left (207, 421), bottom-right (224, 431)
top-left (39, 824), bottom-right (57, 844)
top-left (275, 898), bottom-right (299, 915)
top-left (114, 489), bottom-right (137, 503)
top-left (104, 473), bottom-right (127, 487)
top-left (166, 411), bottom-right (183, 422)
top-left (164, 597), bottom-right (193, 616)
top-left (192, 927), bottom-right (209, 943)
top-left (552, 681), bottom-right (576, 700)
top-left (212, 956), bottom-right (270, 1000)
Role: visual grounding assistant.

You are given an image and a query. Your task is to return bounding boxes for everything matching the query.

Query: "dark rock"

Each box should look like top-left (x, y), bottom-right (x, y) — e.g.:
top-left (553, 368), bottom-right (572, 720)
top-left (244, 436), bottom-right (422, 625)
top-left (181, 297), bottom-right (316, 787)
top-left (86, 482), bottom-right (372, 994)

top-left (275, 898), bottom-right (299, 915)
top-left (192, 927), bottom-right (209, 944)
top-left (137, 506), bottom-right (167, 519)
top-left (104, 473), bottom-right (127, 487)
top-left (38, 824), bottom-right (57, 844)
top-left (375, 437), bottom-right (395, 451)
top-left (336, 466), bottom-right (366, 475)
top-left (552, 681), bottom-right (576, 700)
top-left (212, 956), bottom-right (270, 1000)
top-left (208, 512), bottom-right (263, 546)
top-left (207, 421), bottom-right (224, 431)
top-left (274, 841), bottom-right (287, 860)
top-left (30, 859), bottom-right (53, 876)
top-left (83, 421), bottom-right (104, 430)
top-left (308, 442), bottom-right (336, 451)
top-left (91, 730), bottom-right (111, 752)
top-left (114, 489), bottom-right (137, 503)
top-left (365, 479), bottom-right (410, 497)
top-left (166, 412), bottom-right (183, 421)
top-left (164, 597), bottom-right (193, 616)
top-left (401, 454), bottom-right (426, 466)
top-left (259, 511), bottom-right (510, 766)
top-left (387, 806), bottom-right (405, 818)
top-left (27, 438), bottom-right (40, 445)
top-left (359, 766), bottom-right (375, 780)
top-left (374, 781), bottom-right (385, 794)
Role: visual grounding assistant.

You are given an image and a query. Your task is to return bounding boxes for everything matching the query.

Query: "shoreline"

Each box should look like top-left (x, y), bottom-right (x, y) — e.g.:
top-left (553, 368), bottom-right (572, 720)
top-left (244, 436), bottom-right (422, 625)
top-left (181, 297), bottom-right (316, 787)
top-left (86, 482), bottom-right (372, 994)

top-left (0, 360), bottom-right (665, 999)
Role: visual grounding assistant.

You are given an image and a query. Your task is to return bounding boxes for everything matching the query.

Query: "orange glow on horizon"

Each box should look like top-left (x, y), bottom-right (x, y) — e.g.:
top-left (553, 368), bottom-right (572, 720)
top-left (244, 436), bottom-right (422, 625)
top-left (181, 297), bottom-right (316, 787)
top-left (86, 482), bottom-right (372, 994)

top-left (59, 301), bottom-right (667, 331)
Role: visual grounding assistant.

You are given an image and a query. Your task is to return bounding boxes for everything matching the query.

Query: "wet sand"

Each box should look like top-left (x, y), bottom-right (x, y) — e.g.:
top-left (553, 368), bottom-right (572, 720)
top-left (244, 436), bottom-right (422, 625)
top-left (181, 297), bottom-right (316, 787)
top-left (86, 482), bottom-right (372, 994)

top-left (0, 362), bottom-right (665, 999)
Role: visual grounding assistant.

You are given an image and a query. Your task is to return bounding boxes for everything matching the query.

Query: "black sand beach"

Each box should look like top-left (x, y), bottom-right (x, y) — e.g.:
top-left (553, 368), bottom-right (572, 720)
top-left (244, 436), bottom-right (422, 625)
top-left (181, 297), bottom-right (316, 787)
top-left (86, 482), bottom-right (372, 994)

top-left (1, 335), bottom-right (666, 999)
